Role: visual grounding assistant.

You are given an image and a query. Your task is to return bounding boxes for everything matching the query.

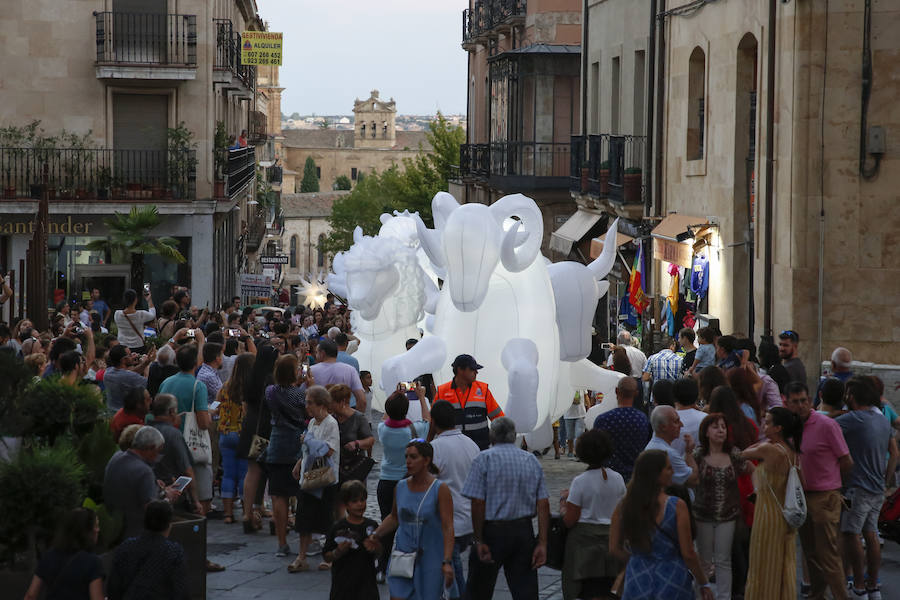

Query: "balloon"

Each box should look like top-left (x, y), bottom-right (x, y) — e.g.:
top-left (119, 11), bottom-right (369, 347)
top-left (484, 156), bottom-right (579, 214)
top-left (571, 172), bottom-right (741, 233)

top-left (381, 336), bottom-right (447, 394)
top-left (501, 339), bottom-right (539, 432)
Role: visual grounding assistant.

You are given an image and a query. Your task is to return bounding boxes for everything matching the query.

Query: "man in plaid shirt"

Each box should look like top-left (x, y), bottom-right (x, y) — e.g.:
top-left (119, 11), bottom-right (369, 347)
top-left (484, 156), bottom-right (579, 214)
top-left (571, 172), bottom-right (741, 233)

top-left (642, 337), bottom-right (683, 385)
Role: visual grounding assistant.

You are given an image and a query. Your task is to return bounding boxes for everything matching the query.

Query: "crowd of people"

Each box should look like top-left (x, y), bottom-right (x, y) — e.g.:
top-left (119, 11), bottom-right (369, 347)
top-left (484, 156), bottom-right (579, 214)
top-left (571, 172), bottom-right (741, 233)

top-left (3, 282), bottom-right (899, 600)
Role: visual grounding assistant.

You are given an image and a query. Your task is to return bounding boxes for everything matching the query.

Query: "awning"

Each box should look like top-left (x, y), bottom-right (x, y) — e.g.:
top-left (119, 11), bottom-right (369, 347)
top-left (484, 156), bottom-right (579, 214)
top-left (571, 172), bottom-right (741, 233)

top-left (650, 213), bottom-right (708, 241)
top-left (590, 230), bottom-right (634, 259)
top-left (650, 213), bottom-right (707, 268)
top-left (550, 209), bottom-right (603, 255)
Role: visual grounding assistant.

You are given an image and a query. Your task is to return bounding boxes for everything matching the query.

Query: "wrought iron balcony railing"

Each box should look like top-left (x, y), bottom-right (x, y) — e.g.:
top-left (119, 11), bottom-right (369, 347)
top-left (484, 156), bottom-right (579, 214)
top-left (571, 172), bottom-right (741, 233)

top-left (458, 141), bottom-right (570, 189)
top-left (0, 147), bottom-right (195, 200)
top-left (461, 0), bottom-right (526, 44)
top-left (94, 11), bottom-right (197, 66)
top-left (224, 146), bottom-right (256, 198)
top-left (570, 134), bottom-right (646, 204)
top-left (249, 111), bottom-right (268, 143)
top-left (213, 19), bottom-right (257, 93)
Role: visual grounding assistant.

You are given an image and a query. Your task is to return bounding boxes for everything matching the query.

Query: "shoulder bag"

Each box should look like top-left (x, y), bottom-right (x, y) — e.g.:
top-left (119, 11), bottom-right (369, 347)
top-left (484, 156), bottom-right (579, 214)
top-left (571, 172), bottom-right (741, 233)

top-left (765, 444), bottom-right (807, 529)
top-left (388, 478), bottom-right (437, 579)
top-left (301, 455), bottom-right (336, 490)
top-left (338, 412), bottom-right (376, 482)
top-left (181, 378), bottom-right (212, 464)
top-left (246, 404), bottom-right (270, 460)
top-left (545, 514), bottom-right (568, 570)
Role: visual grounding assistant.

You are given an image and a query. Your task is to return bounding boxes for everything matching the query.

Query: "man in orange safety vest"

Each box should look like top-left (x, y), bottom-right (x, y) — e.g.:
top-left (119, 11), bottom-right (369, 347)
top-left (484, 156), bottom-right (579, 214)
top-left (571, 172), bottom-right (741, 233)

top-left (435, 354), bottom-right (504, 450)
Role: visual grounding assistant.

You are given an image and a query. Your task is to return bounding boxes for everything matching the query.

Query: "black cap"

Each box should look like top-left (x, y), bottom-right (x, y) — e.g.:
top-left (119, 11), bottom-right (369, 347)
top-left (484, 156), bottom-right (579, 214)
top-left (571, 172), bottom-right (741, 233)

top-left (451, 354), bottom-right (483, 370)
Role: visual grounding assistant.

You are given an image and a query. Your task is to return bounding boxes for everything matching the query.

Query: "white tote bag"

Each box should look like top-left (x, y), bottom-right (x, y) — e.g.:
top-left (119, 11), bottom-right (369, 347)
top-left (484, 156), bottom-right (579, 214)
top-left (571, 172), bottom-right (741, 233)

top-left (766, 445), bottom-right (807, 529)
top-left (182, 379), bottom-right (212, 465)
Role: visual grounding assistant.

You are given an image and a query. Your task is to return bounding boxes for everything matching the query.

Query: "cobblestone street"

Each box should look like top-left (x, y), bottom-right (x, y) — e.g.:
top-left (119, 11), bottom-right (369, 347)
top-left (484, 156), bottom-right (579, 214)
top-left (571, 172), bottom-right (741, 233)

top-left (205, 443), bottom-right (583, 599)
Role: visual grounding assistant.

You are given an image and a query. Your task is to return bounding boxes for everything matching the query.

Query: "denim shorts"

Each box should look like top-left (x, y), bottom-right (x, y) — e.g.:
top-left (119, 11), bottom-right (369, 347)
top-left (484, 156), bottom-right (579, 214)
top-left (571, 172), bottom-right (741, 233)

top-left (839, 487), bottom-right (883, 534)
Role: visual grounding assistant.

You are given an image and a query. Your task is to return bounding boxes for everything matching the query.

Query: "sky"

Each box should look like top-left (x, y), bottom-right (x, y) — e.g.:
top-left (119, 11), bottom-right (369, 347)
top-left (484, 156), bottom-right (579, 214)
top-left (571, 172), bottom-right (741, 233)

top-left (257, 0), bottom-right (468, 116)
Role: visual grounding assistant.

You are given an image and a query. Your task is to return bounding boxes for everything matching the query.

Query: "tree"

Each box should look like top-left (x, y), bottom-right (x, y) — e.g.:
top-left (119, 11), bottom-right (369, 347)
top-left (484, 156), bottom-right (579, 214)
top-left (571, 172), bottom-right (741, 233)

top-left (322, 112), bottom-right (464, 254)
top-left (334, 175), bottom-right (352, 190)
top-left (85, 205), bottom-right (186, 287)
top-left (300, 156), bottom-right (319, 192)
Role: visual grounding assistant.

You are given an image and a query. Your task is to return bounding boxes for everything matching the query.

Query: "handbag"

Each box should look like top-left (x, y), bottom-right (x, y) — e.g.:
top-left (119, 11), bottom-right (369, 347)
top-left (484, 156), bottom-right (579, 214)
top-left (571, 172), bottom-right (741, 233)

top-left (340, 450), bottom-right (375, 482)
top-left (181, 379), bottom-right (212, 464)
top-left (765, 444), bottom-right (807, 529)
top-left (388, 478), bottom-right (437, 579)
top-left (545, 514), bottom-right (568, 570)
top-left (301, 456), bottom-right (336, 490)
top-left (246, 396), bottom-right (270, 460)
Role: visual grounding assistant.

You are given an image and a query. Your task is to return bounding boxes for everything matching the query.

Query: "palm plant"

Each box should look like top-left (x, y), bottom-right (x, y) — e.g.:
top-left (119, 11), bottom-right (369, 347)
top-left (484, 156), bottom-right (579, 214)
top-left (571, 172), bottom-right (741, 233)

top-left (85, 205), bottom-right (186, 286)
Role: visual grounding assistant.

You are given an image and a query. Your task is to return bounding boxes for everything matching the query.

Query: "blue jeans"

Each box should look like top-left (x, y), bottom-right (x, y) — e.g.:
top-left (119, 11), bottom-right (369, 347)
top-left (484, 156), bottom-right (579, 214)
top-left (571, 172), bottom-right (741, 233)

top-left (564, 417), bottom-right (584, 447)
top-left (453, 533), bottom-right (472, 598)
top-left (219, 431), bottom-right (247, 499)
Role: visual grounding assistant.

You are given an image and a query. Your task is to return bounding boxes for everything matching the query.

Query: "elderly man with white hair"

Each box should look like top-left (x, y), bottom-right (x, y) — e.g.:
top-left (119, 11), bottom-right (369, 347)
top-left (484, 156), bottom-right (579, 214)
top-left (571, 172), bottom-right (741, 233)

top-left (103, 426), bottom-right (183, 539)
top-left (606, 330), bottom-right (647, 377)
top-left (815, 347), bottom-right (854, 407)
top-left (645, 405), bottom-right (699, 487)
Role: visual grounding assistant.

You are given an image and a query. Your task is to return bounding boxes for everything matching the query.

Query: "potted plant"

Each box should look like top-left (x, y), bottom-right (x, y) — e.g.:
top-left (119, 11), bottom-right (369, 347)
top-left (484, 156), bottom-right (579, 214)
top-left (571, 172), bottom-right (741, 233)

top-left (213, 120), bottom-right (228, 198)
top-left (598, 160), bottom-right (610, 195)
top-left (167, 122), bottom-right (198, 200)
top-left (0, 125), bottom-right (26, 199)
top-left (96, 165), bottom-right (112, 200)
top-left (29, 127), bottom-right (59, 199)
top-left (623, 166), bottom-right (643, 203)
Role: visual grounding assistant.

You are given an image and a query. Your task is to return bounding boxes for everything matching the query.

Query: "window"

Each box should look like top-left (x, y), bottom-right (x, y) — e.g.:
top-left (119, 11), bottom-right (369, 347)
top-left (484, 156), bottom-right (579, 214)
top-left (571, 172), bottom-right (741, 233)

top-left (351, 167), bottom-right (358, 181)
top-left (611, 56), bottom-right (621, 134)
top-left (687, 46), bottom-right (706, 160)
top-left (633, 51), bottom-right (646, 135)
top-left (590, 61), bottom-right (600, 133)
top-left (289, 235), bottom-right (297, 268)
top-left (317, 233), bottom-right (326, 268)
top-left (316, 166), bottom-right (321, 178)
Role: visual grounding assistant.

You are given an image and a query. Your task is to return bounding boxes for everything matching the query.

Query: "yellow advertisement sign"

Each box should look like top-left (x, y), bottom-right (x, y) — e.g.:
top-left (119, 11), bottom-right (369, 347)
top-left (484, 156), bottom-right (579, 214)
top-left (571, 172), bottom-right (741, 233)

top-left (241, 32), bottom-right (283, 66)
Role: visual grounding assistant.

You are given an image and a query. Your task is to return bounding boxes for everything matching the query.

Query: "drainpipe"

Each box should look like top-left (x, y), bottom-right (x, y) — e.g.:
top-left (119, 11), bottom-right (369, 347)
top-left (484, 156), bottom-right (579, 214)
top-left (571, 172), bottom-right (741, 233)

top-left (762, 0), bottom-right (776, 338)
top-left (581, 0), bottom-right (589, 138)
top-left (653, 0), bottom-right (665, 221)
top-left (645, 0), bottom-right (658, 219)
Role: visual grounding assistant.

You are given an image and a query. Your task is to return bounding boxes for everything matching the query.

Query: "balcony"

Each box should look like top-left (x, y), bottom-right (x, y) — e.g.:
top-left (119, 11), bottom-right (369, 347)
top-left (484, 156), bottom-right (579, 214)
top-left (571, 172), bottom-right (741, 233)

top-left (0, 146), bottom-right (195, 201)
top-left (461, 0), bottom-right (526, 47)
top-left (94, 11), bottom-right (197, 80)
top-left (248, 111), bottom-right (268, 144)
top-left (570, 134), bottom-right (646, 205)
top-left (457, 142), bottom-right (570, 190)
top-left (224, 146), bottom-right (256, 198)
top-left (213, 19), bottom-right (257, 96)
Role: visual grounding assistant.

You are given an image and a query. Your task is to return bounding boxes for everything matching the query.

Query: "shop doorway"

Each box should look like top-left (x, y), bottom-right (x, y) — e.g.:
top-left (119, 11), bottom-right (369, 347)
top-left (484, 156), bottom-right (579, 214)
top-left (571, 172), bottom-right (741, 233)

top-left (74, 265), bottom-right (130, 311)
top-left (732, 33), bottom-right (758, 336)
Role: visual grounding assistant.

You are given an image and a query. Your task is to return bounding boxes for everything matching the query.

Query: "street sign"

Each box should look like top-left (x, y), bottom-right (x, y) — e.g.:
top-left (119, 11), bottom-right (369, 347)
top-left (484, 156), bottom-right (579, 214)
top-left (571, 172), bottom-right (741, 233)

top-left (241, 32), bottom-right (283, 66)
top-left (240, 273), bottom-right (272, 297)
top-left (259, 255), bottom-right (289, 265)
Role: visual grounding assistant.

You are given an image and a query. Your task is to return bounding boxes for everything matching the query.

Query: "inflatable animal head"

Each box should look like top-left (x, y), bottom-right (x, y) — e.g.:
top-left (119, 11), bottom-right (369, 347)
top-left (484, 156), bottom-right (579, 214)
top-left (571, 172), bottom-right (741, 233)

top-left (414, 192), bottom-right (544, 312)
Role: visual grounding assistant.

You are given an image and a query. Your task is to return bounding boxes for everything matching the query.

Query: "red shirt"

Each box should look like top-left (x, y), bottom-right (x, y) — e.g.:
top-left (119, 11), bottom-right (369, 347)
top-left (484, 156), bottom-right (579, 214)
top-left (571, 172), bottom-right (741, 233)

top-left (799, 410), bottom-right (850, 491)
top-left (111, 409), bottom-right (146, 442)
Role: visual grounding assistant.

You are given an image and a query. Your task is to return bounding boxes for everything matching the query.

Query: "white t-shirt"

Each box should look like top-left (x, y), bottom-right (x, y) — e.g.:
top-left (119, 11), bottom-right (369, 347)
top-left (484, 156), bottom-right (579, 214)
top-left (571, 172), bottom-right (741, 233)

top-left (564, 391), bottom-right (587, 419)
top-left (406, 396), bottom-right (431, 423)
top-left (432, 429), bottom-right (481, 536)
top-left (606, 345), bottom-right (647, 377)
top-left (567, 468), bottom-right (626, 525)
top-left (114, 308), bottom-right (156, 349)
top-left (673, 407), bottom-right (706, 455)
top-left (306, 414), bottom-right (340, 482)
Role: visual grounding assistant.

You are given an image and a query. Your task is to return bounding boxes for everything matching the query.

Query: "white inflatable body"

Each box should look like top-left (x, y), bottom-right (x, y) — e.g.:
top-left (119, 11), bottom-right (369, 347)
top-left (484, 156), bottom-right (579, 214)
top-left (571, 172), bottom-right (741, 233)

top-left (331, 192), bottom-right (623, 442)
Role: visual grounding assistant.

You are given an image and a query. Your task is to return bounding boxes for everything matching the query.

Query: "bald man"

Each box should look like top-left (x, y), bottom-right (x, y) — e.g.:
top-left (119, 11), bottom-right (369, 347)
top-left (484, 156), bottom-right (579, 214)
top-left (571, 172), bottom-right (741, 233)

top-left (592, 377), bottom-right (651, 482)
top-left (645, 405), bottom-right (699, 487)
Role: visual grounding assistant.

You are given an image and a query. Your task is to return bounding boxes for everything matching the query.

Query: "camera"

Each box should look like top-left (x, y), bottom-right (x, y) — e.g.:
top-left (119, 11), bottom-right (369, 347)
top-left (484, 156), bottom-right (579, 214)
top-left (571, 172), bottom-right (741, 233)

top-left (73, 326), bottom-right (84, 335)
top-left (186, 329), bottom-right (195, 338)
top-left (143, 282), bottom-right (151, 294)
top-left (601, 342), bottom-right (615, 350)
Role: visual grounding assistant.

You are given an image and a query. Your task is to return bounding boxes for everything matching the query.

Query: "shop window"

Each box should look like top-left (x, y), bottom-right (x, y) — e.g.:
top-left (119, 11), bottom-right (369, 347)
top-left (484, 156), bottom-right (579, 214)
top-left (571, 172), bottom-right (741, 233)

top-left (317, 233), bottom-right (326, 268)
top-left (687, 46), bottom-right (706, 160)
top-left (289, 235), bottom-right (297, 268)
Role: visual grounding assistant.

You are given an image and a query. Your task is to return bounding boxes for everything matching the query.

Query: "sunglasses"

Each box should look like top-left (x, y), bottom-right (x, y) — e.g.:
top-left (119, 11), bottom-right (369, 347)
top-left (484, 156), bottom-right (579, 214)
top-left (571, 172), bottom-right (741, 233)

top-left (779, 330), bottom-right (798, 341)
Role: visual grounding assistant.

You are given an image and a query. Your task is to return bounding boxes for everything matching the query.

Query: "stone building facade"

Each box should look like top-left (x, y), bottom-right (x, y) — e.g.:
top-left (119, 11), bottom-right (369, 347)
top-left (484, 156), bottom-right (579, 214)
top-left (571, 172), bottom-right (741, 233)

top-left (281, 92), bottom-right (430, 193)
top-left (0, 0), bottom-right (266, 318)
top-left (453, 0), bottom-right (583, 255)
top-left (573, 0), bottom-right (900, 383)
top-left (279, 191), bottom-right (349, 283)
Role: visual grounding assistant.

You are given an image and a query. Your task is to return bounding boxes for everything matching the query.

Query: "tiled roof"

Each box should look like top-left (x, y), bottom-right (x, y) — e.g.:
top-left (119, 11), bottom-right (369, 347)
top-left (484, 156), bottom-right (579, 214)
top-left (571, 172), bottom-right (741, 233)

top-left (281, 129), bottom-right (431, 151)
top-left (280, 191), bottom-right (350, 218)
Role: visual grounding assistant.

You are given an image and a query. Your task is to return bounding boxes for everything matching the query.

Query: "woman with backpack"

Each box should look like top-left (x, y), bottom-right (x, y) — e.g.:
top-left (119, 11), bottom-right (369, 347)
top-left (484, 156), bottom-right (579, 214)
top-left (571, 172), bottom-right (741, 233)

top-left (741, 406), bottom-right (804, 600)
